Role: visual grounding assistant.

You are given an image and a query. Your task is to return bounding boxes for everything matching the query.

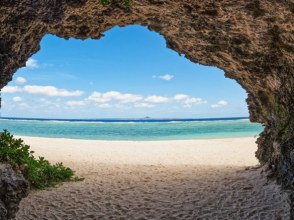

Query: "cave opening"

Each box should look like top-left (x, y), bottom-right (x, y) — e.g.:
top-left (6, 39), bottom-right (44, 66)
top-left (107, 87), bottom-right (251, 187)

top-left (0, 25), bottom-right (262, 140)
top-left (3, 26), bottom-right (281, 220)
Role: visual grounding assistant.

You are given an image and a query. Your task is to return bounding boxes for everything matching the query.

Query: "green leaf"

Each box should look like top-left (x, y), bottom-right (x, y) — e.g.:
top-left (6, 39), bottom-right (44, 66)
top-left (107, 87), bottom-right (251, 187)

top-left (0, 130), bottom-right (83, 189)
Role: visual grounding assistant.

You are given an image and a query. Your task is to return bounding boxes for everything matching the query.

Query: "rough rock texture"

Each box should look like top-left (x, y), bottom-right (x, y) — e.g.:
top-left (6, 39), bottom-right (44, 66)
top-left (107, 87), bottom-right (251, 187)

top-left (0, 0), bottom-right (293, 213)
top-left (0, 163), bottom-right (29, 220)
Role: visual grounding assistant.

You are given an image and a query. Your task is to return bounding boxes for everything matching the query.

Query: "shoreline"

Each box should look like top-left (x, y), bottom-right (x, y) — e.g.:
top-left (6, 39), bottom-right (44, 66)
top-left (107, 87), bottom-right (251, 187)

top-left (16, 134), bottom-right (260, 141)
top-left (17, 135), bottom-right (259, 141)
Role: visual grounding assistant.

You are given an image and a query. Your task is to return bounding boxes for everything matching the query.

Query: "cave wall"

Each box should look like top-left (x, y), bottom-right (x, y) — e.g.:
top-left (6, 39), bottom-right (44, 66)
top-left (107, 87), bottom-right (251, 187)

top-left (0, 0), bottom-right (293, 189)
top-left (0, 164), bottom-right (29, 220)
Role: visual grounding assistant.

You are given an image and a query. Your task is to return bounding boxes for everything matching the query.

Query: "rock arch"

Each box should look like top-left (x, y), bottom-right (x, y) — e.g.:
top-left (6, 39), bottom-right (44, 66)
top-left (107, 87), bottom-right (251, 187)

top-left (0, 0), bottom-right (293, 216)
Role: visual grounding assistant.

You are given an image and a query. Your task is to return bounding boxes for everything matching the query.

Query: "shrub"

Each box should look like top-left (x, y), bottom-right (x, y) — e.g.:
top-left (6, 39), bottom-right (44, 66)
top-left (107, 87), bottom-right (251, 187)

top-left (0, 130), bottom-right (82, 189)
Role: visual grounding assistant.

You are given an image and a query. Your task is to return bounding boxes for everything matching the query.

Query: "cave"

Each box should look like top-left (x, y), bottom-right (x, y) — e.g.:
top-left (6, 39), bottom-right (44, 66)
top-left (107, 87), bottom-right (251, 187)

top-left (0, 0), bottom-right (293, 219)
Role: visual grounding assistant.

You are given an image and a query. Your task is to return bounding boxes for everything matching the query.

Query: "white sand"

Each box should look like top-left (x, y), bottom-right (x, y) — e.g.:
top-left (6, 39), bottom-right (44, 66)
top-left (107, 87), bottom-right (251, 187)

top-left (16, 137), bottom-right (290, 220)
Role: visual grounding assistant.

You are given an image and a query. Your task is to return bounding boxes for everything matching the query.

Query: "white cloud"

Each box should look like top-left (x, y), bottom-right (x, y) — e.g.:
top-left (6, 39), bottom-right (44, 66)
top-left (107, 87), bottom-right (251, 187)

top-left (174, 94), bottom-right (189, 101)
top-left (3, 85), bottom-right (213, 114)
top-left (211, 100), bottom-right (228, 108)
top-left (153, 74), bottom-right (174, 81)
top-left (184, 97), bottom-right (206, 105)
top-left (134, 103), bottom-right (155, 108)
top-left (2, 85), bottom-right (83, 97)
top-left (88, 92), bottom-right (109, 103)
top-left (104, 91), bottom-right (142, 103)
top-left (26, 58), bottom-right (39, 69)
top-left (16, 77), bottom-right (27, 84)
top-left (118, 94), bottom-right (142, 103)
top-left (173, 94), bottom-right (207, 108)
top-left (87, 92), bottom-right (205, 108)
top-left (218, 100), bottom-right (228, 105)
top-left (13, 96), bottom-right (23, 102)
top-left (158, 74), bottom-right (174, 81)
top-left (2, 86), bottom-right (22, 93)
top-left (66, 101), bottom-right (85, 107)
top-left (23, 85), bottom-right (84, 97)
top-left (122, 95), bottom-right (141, 103)
top-left (145, 95), bottom-right (169, 103)
top-left (102, 91), bottom-right (121, 100)
top-left (88, 91), bottom-right (142, 104)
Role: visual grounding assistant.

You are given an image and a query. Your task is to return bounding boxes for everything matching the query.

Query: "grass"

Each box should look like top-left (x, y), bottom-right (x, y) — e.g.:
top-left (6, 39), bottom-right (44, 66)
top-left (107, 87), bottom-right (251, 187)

top-left (0, 130), bottom-right (83, 189)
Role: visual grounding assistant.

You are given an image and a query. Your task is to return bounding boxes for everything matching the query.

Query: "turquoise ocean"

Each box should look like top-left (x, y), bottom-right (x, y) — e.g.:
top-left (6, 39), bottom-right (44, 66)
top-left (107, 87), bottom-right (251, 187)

top-left (0, 117), bottom-right (263, 141)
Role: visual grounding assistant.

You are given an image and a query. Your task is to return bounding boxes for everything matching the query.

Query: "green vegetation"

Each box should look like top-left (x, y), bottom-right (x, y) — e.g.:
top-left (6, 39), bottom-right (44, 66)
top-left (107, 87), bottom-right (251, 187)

top-left (0, 130), bottom-right (82, 189)
top-left (100, 0), bottom-right (111, 6)
top-left (99, 0), bottom-right (132, 7)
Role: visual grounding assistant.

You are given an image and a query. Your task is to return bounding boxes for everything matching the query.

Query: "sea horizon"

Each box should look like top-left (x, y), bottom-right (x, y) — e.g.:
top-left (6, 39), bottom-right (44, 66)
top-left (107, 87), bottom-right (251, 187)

top-left (0, 116), bottom-right (250, 123)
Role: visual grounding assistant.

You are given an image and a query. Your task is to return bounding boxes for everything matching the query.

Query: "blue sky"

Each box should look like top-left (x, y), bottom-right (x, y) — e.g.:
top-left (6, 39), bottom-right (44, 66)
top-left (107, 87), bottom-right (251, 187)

top-left (2, 25), bottom-right (248, 119)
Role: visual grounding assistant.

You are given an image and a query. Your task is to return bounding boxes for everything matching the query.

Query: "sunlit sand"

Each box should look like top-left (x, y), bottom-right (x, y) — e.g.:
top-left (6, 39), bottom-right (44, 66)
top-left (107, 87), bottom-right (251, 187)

top-left (16, 137), bottom-right (290, 219)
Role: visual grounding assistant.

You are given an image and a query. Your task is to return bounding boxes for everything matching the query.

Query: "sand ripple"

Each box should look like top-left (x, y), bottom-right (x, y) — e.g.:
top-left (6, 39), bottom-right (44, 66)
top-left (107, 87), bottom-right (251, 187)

top-left (16, 164), bottom-right (290, 220)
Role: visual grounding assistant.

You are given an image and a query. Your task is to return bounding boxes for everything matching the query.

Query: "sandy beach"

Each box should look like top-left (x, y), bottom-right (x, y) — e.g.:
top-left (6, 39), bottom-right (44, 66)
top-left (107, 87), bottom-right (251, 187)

top-left (15, 137), bottom-right (290, 219)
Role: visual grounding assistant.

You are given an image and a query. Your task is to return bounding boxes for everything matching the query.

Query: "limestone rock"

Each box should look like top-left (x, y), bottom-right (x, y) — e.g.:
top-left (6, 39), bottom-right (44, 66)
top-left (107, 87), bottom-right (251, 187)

top-left (0, 164), bottom-right (29, 220)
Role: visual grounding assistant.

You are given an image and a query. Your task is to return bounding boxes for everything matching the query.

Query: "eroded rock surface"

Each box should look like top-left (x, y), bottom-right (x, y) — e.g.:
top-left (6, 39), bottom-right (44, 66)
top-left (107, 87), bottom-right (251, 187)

top-left (0, 0), bottom-right (293, 214)
top-left (0, 163), bottom-right (29, 220)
